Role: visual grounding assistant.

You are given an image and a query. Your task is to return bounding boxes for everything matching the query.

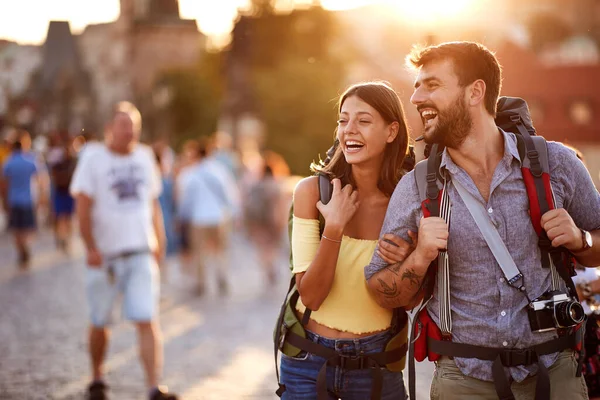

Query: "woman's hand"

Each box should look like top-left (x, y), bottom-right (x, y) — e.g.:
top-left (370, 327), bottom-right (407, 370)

top-left (377, 231), bottom-right (418, 265)
top-left (316, 179), bottom-right (359, 234)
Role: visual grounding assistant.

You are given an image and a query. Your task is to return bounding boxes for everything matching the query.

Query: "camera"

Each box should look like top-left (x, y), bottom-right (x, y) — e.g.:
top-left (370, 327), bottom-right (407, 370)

top-left (527, 290), bottom-right (585, 333)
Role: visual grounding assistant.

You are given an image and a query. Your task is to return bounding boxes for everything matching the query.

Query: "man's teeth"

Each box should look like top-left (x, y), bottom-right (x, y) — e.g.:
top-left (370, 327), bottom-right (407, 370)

top-left (421, 110), bottom-right (438, 119)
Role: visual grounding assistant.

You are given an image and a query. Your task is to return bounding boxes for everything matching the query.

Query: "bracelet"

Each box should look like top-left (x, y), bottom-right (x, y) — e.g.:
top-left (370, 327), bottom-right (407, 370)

top-left (322, 234), bottom-right (342, 244)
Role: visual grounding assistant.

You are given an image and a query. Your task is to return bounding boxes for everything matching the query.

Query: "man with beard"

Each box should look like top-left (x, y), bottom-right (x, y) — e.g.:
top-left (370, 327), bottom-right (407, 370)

top-left (364, 41), bottom-right (600, 399)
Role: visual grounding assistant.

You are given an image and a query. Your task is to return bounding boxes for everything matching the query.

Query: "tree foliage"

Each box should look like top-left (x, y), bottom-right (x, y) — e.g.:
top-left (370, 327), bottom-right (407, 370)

top-left (253, 57), bottom-right (342, 175)
top-left (157, 51), bottom-right (225, 149)
top-left (247, 6), bottom-right (346, 175)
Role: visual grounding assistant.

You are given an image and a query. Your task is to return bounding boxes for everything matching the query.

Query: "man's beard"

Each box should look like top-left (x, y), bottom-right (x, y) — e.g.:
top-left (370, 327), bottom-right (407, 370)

top-left (423, 94), bottom-right (473, 149)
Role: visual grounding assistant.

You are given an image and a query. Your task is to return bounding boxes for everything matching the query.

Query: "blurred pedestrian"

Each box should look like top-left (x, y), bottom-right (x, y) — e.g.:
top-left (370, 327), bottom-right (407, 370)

top-left (50, 136), bottom-right (77, 252)
top-left (70, 101), bottom-right (177, 400)
top-left (566, 144), bottom-right (600, 400)
top-left (174, 139), bottom-right (202, 264)
top-left (0, 130), bottom-right (46, 267)
top-left (244, 157), bottom-right (287, 285)
top-left (153, 147), bottom-right (178, 257)
top-left (211, 131), bottom-right (240, 179)
top-left (180, 141), bottom-right (240, 296)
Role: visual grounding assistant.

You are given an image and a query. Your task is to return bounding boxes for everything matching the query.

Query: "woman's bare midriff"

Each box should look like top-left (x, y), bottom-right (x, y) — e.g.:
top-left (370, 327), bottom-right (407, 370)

top-left (299, 311), bottom-right (388, 339)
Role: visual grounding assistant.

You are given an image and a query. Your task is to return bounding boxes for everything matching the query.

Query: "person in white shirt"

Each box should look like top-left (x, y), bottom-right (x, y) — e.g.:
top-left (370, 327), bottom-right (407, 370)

top-left (70, 102), bottom-right (177, 400)
top-left (173, 140), bottom-right (203, 261)
top-left (180, 145), bottom-right (240, 296)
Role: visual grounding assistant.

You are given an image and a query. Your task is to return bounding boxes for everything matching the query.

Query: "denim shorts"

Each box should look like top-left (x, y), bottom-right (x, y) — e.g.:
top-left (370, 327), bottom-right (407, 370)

top-left (8, 206), bottom-right (36, 230)
top-left (280, 329), bottom-right (407, 400)
top-left (85, 252), bottom-right (159, 327)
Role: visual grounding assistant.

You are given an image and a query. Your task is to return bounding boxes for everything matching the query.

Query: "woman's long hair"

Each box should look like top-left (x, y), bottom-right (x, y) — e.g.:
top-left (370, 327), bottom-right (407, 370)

top-left (311, 82), bottom-right (410, 197)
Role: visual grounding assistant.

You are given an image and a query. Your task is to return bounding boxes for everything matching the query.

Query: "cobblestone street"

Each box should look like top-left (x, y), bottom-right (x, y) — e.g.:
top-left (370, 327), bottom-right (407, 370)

top-left (0, 227), bottom-right (433, 400)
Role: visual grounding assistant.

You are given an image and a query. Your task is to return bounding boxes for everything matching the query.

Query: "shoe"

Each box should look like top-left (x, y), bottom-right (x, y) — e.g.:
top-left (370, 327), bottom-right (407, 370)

top-left (150, 387), bottom-right (178, 400)
top-left (88, 381), bottom-right (108, 400)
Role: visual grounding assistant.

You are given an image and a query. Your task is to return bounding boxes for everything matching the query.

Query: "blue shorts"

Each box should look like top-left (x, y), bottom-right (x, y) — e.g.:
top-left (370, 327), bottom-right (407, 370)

top-left (8, 206), bottom-right (36, 230)
top-left (280, 329), bottom-right (407, 399)
top-left (85, 252), bottom-right (159, 327)
top-left (53, 190), bottom-right (74, 216)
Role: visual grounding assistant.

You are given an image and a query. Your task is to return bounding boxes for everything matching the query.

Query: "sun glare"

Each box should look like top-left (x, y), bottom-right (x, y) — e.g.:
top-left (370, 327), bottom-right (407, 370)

top-left (387, 0), bottom-right (479, 24)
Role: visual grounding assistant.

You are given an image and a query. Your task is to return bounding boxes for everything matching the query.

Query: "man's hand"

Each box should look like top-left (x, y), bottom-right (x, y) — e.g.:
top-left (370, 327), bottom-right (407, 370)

top-left (414, 217), bottom-right (449, 265)
top-left (377, 231), bottom-right (417, 265)
top-left (541, 208), bottom-right (583, 251)
top-left (87, 248), bottom-right (103, 268)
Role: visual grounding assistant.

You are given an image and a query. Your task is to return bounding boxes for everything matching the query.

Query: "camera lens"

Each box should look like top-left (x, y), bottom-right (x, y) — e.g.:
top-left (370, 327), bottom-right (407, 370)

top-left (555, 301), bottom-right (585, 327)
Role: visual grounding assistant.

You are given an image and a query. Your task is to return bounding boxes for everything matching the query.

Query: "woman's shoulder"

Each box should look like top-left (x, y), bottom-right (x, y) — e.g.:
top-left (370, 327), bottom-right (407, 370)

top-left (293, 175), bottom-right (320, 219)
top-left (294, 175), bottom-right (319, 197)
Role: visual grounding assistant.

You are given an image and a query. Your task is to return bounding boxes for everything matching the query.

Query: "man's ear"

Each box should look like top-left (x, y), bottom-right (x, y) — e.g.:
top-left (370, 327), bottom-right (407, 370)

top-left (468, 79), bottom-right (486, 108)
top-left (387, 121), bottom-right (400, 143)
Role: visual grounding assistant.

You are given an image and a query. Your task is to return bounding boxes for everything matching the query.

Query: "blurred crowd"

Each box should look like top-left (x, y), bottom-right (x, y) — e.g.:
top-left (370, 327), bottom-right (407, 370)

top-left (0, 125), bottom-right (294, 291)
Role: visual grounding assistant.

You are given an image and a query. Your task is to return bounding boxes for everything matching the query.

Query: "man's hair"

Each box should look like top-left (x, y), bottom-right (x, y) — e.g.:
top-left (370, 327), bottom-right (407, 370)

top-left (407, 41), bottom-right (502, 117)
top-left (111, 101), bottom-right (142, 133)
top-left (12, 129), bottom-right (30, 151)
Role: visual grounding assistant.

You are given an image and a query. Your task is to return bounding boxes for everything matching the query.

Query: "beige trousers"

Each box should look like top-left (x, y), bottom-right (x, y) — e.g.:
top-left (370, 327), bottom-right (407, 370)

top-left (431, 351), bottom-right (589, 400)
top-left (190, 222), bottom-right (230, 289)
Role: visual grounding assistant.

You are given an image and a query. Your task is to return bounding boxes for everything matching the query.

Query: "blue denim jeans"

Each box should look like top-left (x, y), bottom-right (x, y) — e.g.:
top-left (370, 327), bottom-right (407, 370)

top-left (280, 329), bottom-right (407, 399)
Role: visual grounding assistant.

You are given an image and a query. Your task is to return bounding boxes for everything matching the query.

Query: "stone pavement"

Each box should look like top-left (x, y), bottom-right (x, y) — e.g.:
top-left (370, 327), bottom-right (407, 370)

top-left (0, 228), bottom-right (434, 400)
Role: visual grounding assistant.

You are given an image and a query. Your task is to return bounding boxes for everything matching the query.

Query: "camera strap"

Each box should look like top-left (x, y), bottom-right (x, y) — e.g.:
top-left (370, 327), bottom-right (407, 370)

top-left (453, 178), bottom-right (529, 292)
top-left (453, 177), bottom-right (562, 293)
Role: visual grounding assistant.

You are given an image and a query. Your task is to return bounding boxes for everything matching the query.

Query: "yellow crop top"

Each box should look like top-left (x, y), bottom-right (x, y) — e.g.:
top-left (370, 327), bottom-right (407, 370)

top-left (291, 216), bottom-right (393, 334)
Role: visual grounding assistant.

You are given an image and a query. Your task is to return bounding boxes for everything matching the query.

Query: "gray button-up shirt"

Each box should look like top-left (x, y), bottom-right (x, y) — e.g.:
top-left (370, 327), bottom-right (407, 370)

top-left (365, 130), bottom-right (600, 382)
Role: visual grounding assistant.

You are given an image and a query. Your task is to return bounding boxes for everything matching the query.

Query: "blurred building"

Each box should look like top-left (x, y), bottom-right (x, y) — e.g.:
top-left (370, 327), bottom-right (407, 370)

top-left (497, 40), bottom-right (600, 187)
top-left (0, 41), bottom-right (41, 131)
top-left (79, 0), bottom-right (205, 129)
top-left (28, 21), bottom-right (95, 135)
top-left (1, 0), bottom-right (205, 137)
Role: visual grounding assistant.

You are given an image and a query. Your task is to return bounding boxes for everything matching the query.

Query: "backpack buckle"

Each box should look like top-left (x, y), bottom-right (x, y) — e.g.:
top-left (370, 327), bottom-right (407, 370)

top-left (527, 150), bottom-right (539, 160)
top-left (426, 173), bottom-right (437, 183)
top-left (340, 354), bottom-right (366, 369)
top-left (426, 173), bottom-right (440, 200)
top-left (500, 348), bottom-right (535, 366)
top-left (510, 115), bottom-right (521, 123)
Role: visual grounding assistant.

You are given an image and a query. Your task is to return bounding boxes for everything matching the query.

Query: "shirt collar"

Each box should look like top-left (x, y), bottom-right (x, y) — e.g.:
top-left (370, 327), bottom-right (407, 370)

top-left (438, 128), bottom-right (522, 175)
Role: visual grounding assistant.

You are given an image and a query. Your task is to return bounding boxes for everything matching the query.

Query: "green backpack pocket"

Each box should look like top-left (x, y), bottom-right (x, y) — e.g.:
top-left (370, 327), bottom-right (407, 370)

top-left (280, 293), bottom-right (307, 357)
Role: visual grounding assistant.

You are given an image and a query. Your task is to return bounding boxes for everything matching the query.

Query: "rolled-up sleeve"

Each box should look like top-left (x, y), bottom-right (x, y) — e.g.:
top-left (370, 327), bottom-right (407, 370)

top-left (364, 171), bottom-right (422, 280)
top-left (548, 142), bottom-right (600, 232)
top-left (291, 216), bottom-right (321, 274)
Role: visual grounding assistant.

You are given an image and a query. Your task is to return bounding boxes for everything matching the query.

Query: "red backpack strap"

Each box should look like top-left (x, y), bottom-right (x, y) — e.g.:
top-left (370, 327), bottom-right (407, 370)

top-left (517, 133), bottom-right (579, 297)
top-left (414, 144), bottom-right (445, 301)
top-left (516, 134), bottom-right (554, 235)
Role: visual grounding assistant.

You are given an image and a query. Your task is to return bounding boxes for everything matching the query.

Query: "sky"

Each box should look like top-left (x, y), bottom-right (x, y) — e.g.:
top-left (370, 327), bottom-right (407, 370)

top-left (0, 0), bottom-right (481, 45)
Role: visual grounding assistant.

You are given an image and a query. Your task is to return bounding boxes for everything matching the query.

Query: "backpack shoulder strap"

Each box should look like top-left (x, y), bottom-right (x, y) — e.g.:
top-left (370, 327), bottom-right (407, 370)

top-left (414, 160), bottom-right (429, 203)
top-left (414, 143), bottom-right (444, 218)
top-left (317, 173), bottom-right (332, 235)
top-left (517, 134), bottom-right (578, 296)
top-left (515, 134), bottom-right (553, 235)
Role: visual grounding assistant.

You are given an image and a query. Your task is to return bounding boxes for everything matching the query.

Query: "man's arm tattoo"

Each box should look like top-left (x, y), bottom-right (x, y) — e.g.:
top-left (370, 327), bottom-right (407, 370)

top-left (376, 278), bottom-right (398, 298)
top-left (402, 268), bottom-right (424, 287)
top-left (385, 262), bottom-right (402, 275)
